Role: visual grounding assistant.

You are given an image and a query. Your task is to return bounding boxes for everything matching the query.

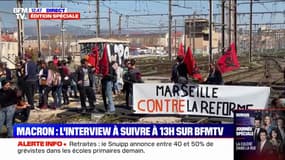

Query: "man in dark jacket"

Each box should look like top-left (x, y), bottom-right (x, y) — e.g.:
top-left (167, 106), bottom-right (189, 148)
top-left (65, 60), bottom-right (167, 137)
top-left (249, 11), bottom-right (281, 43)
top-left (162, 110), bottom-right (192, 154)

top-left (75, 59), bottom-right (97, 114)
top-left (0, 80), bottom-right (21, 137)
top-left (23, 54), bottom-right (38, 109)
top-left (123, 59), bottom-right (143, 109)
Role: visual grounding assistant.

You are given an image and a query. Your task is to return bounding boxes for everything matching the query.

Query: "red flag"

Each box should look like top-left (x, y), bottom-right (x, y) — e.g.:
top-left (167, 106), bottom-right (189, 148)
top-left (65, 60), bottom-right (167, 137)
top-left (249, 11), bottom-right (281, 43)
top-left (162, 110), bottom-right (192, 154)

top-left (217, 43), bottom-right (240, 74)
top-left (99, 44), bottom-right (109, 76)
top-left (177, 42), bottom-right (184, 57)
top-left (88, 46), bottom-right (100, 74)
top-left (183, 47), bottom-right (203, 82)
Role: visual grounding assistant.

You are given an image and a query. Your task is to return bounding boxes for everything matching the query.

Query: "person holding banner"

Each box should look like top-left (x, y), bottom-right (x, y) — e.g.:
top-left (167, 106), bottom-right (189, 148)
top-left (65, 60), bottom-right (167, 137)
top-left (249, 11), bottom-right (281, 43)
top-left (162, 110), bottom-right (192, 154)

top-left (124, 59), bottom-right (143, 109)
top-left (171, 55), bottom-right (188, 84)
top-left (205, 63), bottom-right (223, 85)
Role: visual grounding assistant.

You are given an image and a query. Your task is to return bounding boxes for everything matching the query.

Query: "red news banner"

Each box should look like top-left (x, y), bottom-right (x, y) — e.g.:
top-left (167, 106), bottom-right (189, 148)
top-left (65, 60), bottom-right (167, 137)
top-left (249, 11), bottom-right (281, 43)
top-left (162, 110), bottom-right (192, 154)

top-left (29, 12), bottom-right (80, 20)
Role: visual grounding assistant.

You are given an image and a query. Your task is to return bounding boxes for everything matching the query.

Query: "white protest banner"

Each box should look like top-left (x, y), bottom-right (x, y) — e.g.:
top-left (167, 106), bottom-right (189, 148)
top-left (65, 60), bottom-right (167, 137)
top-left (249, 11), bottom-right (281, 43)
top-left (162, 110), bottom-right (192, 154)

top-left (133, 83), bottom-right (270, 118)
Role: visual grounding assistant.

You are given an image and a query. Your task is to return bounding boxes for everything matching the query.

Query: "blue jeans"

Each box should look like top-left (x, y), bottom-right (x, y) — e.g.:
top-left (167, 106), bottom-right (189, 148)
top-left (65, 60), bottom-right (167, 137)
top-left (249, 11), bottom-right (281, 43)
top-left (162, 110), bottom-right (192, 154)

top-left (106, 81), bottom-right (115, 112)
top-left (102, 80), bottom-right (115, 112)
top-left (52, 84), bottom-right (62, 108)
top-left (0, 105), bottom-right (16, 137)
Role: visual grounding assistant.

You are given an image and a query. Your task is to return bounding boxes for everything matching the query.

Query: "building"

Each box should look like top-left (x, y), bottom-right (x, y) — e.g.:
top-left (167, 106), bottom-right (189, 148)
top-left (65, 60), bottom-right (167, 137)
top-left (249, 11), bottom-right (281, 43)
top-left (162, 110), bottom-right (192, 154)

top-left (184, 18), bottom-right (219, 55)
top-left (113, 32), bottom-right (183, 55)
top-left (238, 27), bottom-right (285, 54)
top-left (0, 32), bottom-right (18, 69)
top-left (24, 34), bottom-right (80, 60)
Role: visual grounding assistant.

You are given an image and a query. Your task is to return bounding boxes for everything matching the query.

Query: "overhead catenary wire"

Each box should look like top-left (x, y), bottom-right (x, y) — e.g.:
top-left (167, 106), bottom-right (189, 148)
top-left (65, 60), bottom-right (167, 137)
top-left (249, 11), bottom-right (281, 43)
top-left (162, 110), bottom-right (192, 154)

top-left (0, 0), bottom-right (284, 37)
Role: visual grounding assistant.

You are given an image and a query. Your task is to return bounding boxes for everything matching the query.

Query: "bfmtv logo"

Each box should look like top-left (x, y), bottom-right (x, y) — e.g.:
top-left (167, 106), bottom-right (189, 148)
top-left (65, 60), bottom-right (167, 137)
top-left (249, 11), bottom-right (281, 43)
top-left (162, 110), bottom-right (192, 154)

top-left (13, 8), bottom-right (28, 20)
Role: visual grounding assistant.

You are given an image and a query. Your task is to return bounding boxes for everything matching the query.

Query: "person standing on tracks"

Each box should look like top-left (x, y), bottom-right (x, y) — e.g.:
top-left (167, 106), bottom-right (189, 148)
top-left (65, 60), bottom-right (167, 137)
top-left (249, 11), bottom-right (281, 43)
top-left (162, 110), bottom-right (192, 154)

top-left (101, 61), bottom-right (117, 114)
top-left (38, 61), bottom-right (49, 109)
top-left (60, 60), bottom-right (71, 105)
top-left (123, 59), bottom-right (143, 109)
top-left (67, 56), bottom-right (79, 98)
top-left (171, 55), bottom-right (188, 84)
top-left (204, 63), bottom-right (224, 85)
top-left (122, 59), bottom-right (130, 95)
top-left (16, 61), bottom-right (26, 99)
top-left (23, 54), bottom-right (38, 109)
top-left (75, 59), bottom-right (97, 114)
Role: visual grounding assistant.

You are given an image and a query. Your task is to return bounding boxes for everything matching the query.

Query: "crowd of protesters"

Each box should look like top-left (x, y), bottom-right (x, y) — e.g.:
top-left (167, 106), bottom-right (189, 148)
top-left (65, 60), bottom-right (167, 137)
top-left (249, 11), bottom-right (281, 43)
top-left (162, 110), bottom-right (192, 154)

top-left (1, 45), bottom-right (284, 138)
top-left (0, 51), bottom-right (145, 137)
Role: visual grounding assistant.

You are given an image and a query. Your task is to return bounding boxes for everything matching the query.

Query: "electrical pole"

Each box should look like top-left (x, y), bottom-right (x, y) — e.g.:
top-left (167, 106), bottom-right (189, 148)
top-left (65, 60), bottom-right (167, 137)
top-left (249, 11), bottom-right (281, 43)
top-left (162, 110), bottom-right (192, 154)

top-left (61, 1), bottom-right (65, 59)
top-left (249, 0), bottom-right (253, 63)
top-left (168, 0), bottom-right (172, 60)
top-left (118, 14), bottom-right (122, 35)
top-left (17, 0), bottom-right (21, 57)
top-left (184, 19), bottom-right (187, 53)
top-left (174, 19), bottom-right (176, 56)
top-left (228, 0), bottom-right (232, 46)
top-left (61, 20), bottom-right (64, 59)
top-left (233, 0), bottom-right (237, 49)
top-left (108, 8), bottom-right (112, 37)
top-left (192, 11), bottom-right (196, 55)
top-left (221, 0), bottom-right (225, 54)
top-left (17, 0), bottom-right (24, 58)
top-left (209, 0), bottom-right (213, 63)
top-left (36, 0), bottom-right (42, 58)
top-left (189, 17), bottom-right (192, 49)
top-left (48, 35), bottom-right (51, 60)
top-left (0, 16), bottom-right (2, 58)
top-left (96, 0), bottom-right (100, 37)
